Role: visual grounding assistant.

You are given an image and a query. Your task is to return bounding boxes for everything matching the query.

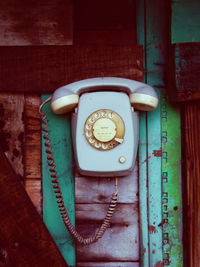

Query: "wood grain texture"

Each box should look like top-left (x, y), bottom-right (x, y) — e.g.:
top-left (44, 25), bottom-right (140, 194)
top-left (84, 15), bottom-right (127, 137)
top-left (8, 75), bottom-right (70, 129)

top-left (183, 102), bottom-right (200, 267)
top-left (171, 0), bottom-right (200, 44)
top-left (76, 203), bottom-right (139, 262)
top-left (0, 146), bottom-right (67, 266)
top-left (0, 94), bottom-right (24, 179)
top-left (74, 30), bottom-right (137, 45)
top-left (74, 0), bottom-right (136, 31)
top-left (0, 0), bottom-right (73, 45)
top-left (171, 43), bottom-right (200, 102)
top-left (24, 95), bottom-right (42, 214)
top-left (75, 163), bottom-right (138, 204)
top-left (0, 45), bottom-right (143, 93)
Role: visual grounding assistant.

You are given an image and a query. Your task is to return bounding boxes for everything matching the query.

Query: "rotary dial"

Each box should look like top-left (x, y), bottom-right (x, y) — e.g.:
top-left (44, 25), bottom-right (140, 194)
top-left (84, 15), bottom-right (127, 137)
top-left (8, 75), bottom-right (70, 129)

top-left (84, 109), bottom-right (125, 151)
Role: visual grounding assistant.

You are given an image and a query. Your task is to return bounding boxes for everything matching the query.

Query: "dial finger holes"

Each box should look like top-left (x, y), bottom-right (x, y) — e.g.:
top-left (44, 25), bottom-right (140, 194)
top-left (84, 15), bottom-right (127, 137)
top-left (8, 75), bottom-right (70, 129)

top-left (86, 131), bottom-right (92, 137)
top-left (95, 142), bottom-right (101, 148)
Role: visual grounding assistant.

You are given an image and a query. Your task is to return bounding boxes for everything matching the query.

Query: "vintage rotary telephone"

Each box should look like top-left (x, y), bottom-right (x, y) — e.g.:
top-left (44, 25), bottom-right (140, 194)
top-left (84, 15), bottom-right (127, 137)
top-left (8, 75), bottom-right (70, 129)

top-left (40, 77), bottom-right (158, 245)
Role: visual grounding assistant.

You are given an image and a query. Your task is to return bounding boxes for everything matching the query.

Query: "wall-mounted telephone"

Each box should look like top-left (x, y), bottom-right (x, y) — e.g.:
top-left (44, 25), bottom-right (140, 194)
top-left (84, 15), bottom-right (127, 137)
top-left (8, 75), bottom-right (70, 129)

top-left (40, 77), bottom-right (158, 245)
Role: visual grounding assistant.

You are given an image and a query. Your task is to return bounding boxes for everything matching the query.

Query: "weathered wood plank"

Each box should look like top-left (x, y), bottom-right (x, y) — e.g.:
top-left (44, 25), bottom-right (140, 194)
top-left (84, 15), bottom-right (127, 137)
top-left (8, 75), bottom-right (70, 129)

top-left (0, 0), bottom-right (73, 45)
top-left (136, 1), bottom-right (150, 265)
top-left (76, 204), bottom-right (139, 262)
top-left (75, 162), bottom-right (138, 204)
top-left (24, 95), bottom-right (42, 214)
top-left (172, 43), bottom-right (200, 102)
top-left (0, 45), bottom-right (143, 93)
top-left (171, 0), bottom-right (200, 44)
top-left (74, 30), bottom-right (137, 45)
top-left (24, 95), bottom-right (41, 179)
top-left (0, 93), bottom-right (24, 179)
top-left (0, 146), bottom-right (67, 266)
top-left (77, 262), bottom-right (139, 267)
top-left (75, 0), bottom-right (136, 32)
top-left (25, 179), bottom-right (42, 215)
top-left (183, 102), bottom-right (200, 267)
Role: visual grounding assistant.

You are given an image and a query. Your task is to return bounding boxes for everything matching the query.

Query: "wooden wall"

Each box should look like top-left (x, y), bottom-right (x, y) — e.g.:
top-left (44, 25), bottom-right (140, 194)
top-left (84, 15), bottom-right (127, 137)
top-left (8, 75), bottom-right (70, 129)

top-left (0, 1), bottom-right (142, 266)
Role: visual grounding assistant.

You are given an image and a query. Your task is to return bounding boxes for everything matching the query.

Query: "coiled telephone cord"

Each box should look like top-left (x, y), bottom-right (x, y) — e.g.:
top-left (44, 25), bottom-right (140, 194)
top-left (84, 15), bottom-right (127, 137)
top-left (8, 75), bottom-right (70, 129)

top-left (39, 97), bottom-right (119, 245)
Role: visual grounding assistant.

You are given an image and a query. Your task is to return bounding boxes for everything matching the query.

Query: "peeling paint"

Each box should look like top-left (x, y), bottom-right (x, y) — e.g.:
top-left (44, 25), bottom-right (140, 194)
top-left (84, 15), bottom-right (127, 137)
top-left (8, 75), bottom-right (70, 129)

top-left (148, 225), bottom-right (157, 234)
top-left (142, 155), bottom-right (151, 163)
top-left (154, 261), bottom-right (163, 267)
top-left (153, 149), bottom-right (162, 157)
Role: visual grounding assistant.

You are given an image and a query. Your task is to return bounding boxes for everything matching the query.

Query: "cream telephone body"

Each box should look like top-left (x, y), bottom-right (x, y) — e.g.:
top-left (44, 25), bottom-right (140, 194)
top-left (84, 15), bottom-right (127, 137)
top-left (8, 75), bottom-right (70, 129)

top-left (51, 77), bottom-right (158, 177)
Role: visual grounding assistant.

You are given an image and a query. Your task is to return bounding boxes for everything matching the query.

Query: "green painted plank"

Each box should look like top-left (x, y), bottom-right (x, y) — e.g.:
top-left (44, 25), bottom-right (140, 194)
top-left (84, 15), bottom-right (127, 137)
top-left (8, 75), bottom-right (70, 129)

top-left (161, 96), bottom-right (183, 266)
top-left (136, 0), bottom-right (149, 265)
top-left (145, 0), bottom-right (164, 264)
top-left (137, 0), bottom-right (183, 266)
top-left (41, 94), bottom-right (76, 267)
top-left (172, 0), bottom-right (200, 43)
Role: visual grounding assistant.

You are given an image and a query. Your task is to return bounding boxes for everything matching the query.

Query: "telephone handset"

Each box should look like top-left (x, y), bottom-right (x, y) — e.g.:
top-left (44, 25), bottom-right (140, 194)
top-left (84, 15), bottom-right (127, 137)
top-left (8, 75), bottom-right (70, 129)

top-left (40, 77), bottom-right (158, 245)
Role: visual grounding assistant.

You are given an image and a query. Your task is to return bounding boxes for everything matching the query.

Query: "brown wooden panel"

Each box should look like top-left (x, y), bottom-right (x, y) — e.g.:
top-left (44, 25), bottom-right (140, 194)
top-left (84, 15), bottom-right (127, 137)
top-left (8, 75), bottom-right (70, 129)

top-left (183, 101), bottom-right (200, 267)
top-left (169, 43), bottom-right (200, 102)
top-left (0, 94), bottom-right (24, 179)
top-left (0, 0), bottom-right (73, 46)
top-left (0, 146), bottom-right (67, 266)
top-left (0, 45), bottom-right (143, 93)
top-left (24, 95), bottom-right (42, 214)
top-left (76, 203), bottom-right (139, 262)
top-left (25, 179), bottom-right (42, 215)
top-left (74, 0), bottom-right (136, 31)
top-left (74, 29), bottom-right (137, 45)
top-left (24, 95), bottom-right (41, 179)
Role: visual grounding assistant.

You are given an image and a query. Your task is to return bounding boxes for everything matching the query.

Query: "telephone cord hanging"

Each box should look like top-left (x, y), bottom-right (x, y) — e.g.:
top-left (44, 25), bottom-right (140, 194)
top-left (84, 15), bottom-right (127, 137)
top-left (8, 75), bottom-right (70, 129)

top-left (39, 98), bottom-right (119, 245)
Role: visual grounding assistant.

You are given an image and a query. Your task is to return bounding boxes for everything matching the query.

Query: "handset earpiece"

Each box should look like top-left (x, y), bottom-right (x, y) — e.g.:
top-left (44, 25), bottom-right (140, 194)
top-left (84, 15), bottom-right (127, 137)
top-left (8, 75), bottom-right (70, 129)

top-left (129, 86), bottom-right (159, 111)
top-left (51, 88), bottom-right (79, 114)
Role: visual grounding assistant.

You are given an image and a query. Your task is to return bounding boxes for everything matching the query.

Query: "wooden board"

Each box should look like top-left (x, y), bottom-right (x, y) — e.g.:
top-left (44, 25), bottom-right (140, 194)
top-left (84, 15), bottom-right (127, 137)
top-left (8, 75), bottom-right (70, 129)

top-left (183, 102), bottom-right (200, 267)
top-left (76, 204), bottom-right (139, 262)
top-left (0, 45), bottom-right (143, 93)
top-left (41, 95), bottom-right (75, 266)
top-left (74, 0), bottom-right (136, 31)
top-left (171, 1), bottom-right (200, 265)
top-left (0, 0), bottom-right (73, 45)
top-left (0, 94), bottom-right (24, 179)
top-left (171, 0), bottom-right (200, 44)
top-left (171, 43), bottom-right (200, 102)
top-left (74, 0), bottom-right (137, 45)
top-left (0, 146), bottom-right (67, 266)
top-left (137, 0), bottom-right (183, 266)
top-left (75, 163), bottom-right (138, 204)
top-left (24, 95), bottom-right (42, 214)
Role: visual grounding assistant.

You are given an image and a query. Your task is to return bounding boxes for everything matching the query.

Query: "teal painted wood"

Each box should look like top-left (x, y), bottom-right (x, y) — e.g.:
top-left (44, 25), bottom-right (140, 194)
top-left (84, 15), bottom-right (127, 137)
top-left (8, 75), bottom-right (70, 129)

top-left (145, 0), bottom-right (163, 264)
top-left (161, 96), bottom-right (183, 266)
top-left (137, 0), bottom-right (183, 266)
top-left (41, 94), bottom-right (76, 267)
top-left (172, 0), bottom-right (200, 43)
top-left (136, 0), bottom-right (149, 265)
